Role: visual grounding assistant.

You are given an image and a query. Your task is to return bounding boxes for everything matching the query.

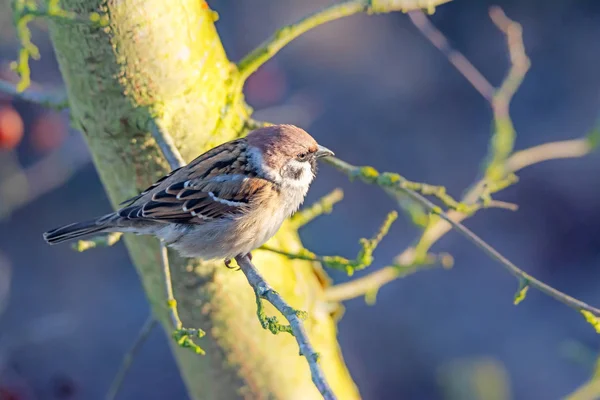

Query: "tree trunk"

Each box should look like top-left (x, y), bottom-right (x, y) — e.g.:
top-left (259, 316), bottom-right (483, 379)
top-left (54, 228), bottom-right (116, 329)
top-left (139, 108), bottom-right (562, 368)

top-left (47, 1), bottom-right (359, 399)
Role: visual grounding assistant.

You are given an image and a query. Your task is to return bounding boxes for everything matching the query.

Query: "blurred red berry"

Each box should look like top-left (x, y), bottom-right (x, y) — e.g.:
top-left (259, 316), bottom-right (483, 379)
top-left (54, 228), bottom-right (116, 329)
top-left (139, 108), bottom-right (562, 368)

top-left (0, 106), bottom-right (24, 150)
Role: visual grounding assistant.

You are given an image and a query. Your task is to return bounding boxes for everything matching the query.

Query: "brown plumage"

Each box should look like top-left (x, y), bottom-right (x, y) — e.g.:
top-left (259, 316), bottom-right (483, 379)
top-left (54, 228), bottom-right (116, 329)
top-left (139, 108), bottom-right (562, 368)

top-left (43, 124), bottom-right (334, 262)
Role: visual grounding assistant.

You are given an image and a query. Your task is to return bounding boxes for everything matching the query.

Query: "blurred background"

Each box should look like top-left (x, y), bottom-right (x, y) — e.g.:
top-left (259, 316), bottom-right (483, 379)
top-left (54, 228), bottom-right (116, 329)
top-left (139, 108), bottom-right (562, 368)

top-left (1, 0), bottom-right (599, 399)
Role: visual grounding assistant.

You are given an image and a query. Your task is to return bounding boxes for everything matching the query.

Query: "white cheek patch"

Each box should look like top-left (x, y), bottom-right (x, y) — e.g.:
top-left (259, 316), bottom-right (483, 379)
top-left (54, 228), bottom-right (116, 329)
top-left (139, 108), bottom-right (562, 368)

top-left (284, 159), bottom-right (315, 188)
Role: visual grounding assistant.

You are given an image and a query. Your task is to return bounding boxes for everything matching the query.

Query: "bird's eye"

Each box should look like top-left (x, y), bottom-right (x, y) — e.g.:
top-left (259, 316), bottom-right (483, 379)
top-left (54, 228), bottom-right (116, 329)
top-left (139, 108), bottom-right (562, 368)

top-left (296, 152), bottom-right (310, 162)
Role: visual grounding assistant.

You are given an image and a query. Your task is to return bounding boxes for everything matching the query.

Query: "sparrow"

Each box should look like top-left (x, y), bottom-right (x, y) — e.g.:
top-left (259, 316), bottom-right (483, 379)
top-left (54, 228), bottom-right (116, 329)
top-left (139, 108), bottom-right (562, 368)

top-left (43, 124), bottom-right (334, 266)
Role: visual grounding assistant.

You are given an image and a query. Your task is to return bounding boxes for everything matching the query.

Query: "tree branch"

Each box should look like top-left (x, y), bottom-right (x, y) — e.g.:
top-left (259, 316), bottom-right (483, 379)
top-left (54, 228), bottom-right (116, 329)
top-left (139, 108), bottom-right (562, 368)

top-left (409, 7), bottom-right (531, 183)
top-left (407, 10), bottom-right (494, 102)
top-left (0, 79), bottom-right (68, 110)
top-left (325, 6), bottom-right (538, 304)
top-left (261, 210), bottom-right (398, 275)
top-left (237, 0), bottom-right (452, 83)
top-left (149, 121), bottom-right (186, 171)
top-left (160, 244), bottom-right (205, 355)
top-left (235, 254), bottom-right (336, 400)
top-left (325, 136), bottom-right (595, 302)
top-left (106, 316), bottom-right (157, 400)
top-left (322, 156), bottom-right (600, 316)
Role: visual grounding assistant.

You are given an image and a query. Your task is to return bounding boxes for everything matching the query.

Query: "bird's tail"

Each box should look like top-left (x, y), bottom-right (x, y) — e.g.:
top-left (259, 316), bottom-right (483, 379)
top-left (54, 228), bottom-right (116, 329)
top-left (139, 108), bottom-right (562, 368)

top-left (43, 213), bottom-right (117, 244)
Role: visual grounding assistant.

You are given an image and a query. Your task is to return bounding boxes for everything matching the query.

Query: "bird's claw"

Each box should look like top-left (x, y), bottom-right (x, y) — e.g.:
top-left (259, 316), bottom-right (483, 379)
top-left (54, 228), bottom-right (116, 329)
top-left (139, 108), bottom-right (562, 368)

top-left (225, 253), bottom-right (252, 270)
top-left (224, 258), bottom-right (237, 270)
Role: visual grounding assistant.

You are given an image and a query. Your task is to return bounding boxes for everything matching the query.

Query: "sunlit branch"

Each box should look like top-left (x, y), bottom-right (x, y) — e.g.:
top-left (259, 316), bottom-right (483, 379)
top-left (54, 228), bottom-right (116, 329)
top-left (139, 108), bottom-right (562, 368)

top-left (323, 156), bottom-right (600, 317)
top-left (235, 254), bottom-right (336, 400)
top-left (325, 136), bottom-right (595, 303)
top-left (106, 316), bottom-right (157, 400)
top-left (237, 0), bottom-right (452, 83)
top-left (0, 79), bottom-right (68, 109)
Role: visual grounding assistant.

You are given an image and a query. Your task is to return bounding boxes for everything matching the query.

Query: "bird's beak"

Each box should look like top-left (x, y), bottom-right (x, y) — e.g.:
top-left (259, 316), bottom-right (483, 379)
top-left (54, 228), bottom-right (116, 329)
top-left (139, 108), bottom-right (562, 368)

top-left (315, 145), bottom-right (334, 159)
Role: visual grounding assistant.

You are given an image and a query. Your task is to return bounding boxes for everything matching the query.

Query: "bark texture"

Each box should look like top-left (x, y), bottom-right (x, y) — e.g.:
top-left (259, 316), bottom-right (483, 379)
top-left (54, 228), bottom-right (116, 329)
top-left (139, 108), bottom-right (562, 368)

top-left (47, 1), bottom-right (359, 399)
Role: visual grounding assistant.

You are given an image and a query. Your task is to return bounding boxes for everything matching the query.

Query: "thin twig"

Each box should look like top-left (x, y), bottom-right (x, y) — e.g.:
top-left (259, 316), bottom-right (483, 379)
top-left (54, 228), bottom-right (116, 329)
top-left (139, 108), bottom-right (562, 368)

top-left (161, 244), bottom-right (182, 329)
top-left (489, 6), bottom-right (531, 118)
top-left (160, 243), bottom-right (205, 354)
top-left (0, 79), bottom-right (68, 109)
top-left (150, 121), bottom-right (186, 170)
top-left (106, 316), bottom-right (157, 400)
top-left (262, 210), bottom-right (397, 275)
top-left (326, 6), bottom-right (534, 303)
top-left (323, 157), bottom-right (600, 316)
top-left (506, 139), bottom-right (592, 172)
top-left (325, 137), bottom-right (594, 302)
top-left (0, 135), bottom-right (92, 219)
top-left (407, 10), bottom-right (494, 102)
top-left (236, 0), bottom-right (452, 82)
top-left (150, 121), bottom-right (209, 351)
top-left (408, 8), bottom-right (531, 181)
top-left (235, 255), bottom-right (336, 400)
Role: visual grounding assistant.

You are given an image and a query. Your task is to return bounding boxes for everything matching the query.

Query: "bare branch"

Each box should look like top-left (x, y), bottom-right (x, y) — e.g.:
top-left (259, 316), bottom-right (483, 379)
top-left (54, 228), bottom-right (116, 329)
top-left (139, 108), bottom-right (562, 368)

top-left (149, 121), bottom-right (186, 170)
top-left (0, 79), bottom-right (68, 110)
top-left (106, 316), bottom-right (157, 400)
top-left (0, 136), bottom-right (91, 219)
top-left (235, 254), bottom-right (336, 400)
top-left (506, 139), bottom-right (592, 172)
top-left (325, 136), bottom-right (594, 302)
top-left (325, 252), bottom-right (452, 305)
top-left (237, 0), bottom-right (452, 83)
top-left (489, 6), bottom-right (531, 118)
top-left (261, 210), bottom-right (398, 275)
top-left (160, 244), bottom-right (205, 355)
top-left (323, 156), bottom-right (600, 316)
top-left (327, 7), bottom-right (556, 304)
top-left (408, 8), bottom-right (531, 182)
top-left (407, 11), bottom-right (494, 101)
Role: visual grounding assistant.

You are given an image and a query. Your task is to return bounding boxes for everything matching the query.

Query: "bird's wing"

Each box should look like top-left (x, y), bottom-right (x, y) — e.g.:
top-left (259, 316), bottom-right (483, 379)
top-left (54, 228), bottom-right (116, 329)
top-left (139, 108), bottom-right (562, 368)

top-left (117, 176), bottom-right (273, 223)
top-left (115, 139), bottom-right (275, 224)
top-left (119, 138), bottom-right (249, 206)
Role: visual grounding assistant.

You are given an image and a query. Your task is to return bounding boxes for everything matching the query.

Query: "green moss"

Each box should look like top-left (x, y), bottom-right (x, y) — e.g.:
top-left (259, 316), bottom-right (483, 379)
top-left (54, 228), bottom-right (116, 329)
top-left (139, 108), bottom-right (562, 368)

top-left (581, 310), bottom-right (600, 334)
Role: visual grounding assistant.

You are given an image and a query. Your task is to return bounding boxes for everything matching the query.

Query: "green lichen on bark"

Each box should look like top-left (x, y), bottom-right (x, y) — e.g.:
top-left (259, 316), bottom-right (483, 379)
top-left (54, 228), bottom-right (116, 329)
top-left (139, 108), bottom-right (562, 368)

top-left (46, 0), bottom-right (359, 398)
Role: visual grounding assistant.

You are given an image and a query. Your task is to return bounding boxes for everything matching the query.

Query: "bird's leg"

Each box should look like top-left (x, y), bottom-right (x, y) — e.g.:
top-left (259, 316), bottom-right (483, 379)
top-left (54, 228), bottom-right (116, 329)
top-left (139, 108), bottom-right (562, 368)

top-left (225, 253), bottom-right (252, 270)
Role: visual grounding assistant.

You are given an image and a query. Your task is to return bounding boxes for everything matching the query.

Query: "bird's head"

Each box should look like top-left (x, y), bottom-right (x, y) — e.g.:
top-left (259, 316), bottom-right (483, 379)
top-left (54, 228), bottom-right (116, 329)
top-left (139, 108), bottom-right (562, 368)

top-left (246, 124), bottom-right (334, 188)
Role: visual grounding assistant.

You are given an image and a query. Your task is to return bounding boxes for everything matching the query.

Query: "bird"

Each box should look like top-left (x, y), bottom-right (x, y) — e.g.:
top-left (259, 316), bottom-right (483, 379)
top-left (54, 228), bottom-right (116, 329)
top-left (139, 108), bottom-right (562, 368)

top-left (43, 124), bottom-right (334, 267)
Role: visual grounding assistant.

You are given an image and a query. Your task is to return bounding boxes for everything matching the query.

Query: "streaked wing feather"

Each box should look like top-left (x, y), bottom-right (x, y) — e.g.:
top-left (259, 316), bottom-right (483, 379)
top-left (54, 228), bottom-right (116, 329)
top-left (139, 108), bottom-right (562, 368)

top-left (118, 138), bottom-right (249, 206)
top-left (116, 177), bottom-right (271, 224)
top-left (113, 138), bottom-right (273, 224)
